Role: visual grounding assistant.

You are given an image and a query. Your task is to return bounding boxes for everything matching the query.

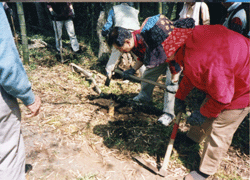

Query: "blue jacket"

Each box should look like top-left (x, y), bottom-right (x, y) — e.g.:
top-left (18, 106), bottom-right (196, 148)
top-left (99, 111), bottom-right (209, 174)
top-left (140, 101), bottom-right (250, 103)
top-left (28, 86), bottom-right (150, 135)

top-left (0, 3), bottom-right (35, 106)
top-left (101, 9), bottom-right (114, 37)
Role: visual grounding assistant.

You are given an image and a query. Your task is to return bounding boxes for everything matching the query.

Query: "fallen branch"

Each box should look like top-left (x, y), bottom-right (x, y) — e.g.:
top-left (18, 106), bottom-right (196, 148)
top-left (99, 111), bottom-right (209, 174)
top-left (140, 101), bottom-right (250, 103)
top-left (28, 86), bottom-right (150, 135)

top-left (69, 63), bottom-right (102, 94)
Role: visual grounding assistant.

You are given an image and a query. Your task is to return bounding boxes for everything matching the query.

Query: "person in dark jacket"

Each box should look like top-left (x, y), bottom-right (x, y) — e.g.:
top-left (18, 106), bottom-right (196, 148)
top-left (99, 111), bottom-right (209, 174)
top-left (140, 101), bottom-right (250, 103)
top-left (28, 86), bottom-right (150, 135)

top-left (108, 15), bottom-right (186, 126)
top-left (47, 2), bottom-right (80, 53)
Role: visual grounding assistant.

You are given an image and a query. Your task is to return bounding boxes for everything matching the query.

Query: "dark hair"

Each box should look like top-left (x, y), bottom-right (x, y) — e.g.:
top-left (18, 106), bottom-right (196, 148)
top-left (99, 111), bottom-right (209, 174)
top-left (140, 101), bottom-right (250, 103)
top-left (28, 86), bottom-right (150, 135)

top-left (108, 27), bottom-right (132, 47)
top-left (174, 18), bottom-right (195, 29)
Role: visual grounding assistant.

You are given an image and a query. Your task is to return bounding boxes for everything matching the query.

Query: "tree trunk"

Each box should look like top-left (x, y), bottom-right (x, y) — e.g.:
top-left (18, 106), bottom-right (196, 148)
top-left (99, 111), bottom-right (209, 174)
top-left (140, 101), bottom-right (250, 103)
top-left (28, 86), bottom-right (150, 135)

top-left (176, 2), bottom-right (184, 20)
top-left (96, 11), bottom-right (110, 63)
top-left (34, 2), bottom-right (47, 28)
top-left (16, 2), bottom-right (29, 64)
top-left (166, 3), bottom-right (175, 20)
top-left (159, 2), bottom-right (162, 14)
top-left (91, 3), bottom-right (94, 41)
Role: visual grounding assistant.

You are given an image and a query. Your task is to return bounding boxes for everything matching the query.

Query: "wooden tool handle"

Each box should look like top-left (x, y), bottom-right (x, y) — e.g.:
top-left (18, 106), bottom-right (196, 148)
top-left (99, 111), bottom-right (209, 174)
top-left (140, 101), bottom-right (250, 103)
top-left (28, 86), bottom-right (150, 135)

top-left (114, 69), bottom-right (176, 93)
top-left (160, 112), bottom-right (182, 170)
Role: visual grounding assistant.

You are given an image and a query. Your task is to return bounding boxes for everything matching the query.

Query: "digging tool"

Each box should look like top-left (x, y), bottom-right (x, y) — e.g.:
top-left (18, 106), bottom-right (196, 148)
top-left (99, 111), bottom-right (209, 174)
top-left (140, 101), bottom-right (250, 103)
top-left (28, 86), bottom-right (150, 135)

top-left (54, 20), bottom-right (69, 63)
top-left (132, 112), bottom-right (182, 177)
top-left (110, 69), bottom-right (176, 94)
top-left (70, 63), bottom-right (102, 94)
top-left (104, 74), bottom-right (111, 86)
top-left (10, 14), bottom-right (18, 48)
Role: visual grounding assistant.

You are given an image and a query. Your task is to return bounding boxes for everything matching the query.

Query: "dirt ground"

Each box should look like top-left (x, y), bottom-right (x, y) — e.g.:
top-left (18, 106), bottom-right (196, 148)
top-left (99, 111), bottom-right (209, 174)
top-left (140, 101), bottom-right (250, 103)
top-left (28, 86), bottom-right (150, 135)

top-left (20, 63), bottom-right (249, 180)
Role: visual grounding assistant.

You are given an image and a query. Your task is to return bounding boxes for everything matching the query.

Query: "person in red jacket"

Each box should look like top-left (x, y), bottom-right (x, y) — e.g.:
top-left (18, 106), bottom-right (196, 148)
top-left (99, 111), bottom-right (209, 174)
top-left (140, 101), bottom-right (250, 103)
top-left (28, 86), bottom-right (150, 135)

top-left (109, 15), bottom-right (249, 179)
top-left (174, 25), bottom-right (249, 179)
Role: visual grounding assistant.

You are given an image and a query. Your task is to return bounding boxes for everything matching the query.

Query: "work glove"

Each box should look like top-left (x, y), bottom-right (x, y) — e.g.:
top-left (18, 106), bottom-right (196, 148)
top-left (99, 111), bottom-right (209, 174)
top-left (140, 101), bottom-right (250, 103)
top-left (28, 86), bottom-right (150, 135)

top-left (166, 81), bottom-right (178, 94)
top-left (186, 110), bottom-right (207, 126)
top-left (122, 68), bottom-right (136, 80)
top-left (174, 98), bottom-right (186, 116)
top-left (102, 29), bottom-right (110, 37)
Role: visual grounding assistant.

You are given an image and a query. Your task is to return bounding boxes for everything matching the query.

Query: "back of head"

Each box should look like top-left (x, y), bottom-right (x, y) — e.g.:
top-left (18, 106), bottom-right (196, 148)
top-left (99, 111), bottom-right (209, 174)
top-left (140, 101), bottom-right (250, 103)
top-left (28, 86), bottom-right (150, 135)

top-left (108, 27), bottom-right (132, 47)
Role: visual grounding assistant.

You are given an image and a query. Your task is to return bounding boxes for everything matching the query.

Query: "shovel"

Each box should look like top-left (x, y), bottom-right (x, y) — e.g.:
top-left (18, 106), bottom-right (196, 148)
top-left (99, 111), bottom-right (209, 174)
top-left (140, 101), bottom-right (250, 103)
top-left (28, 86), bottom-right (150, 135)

top-left (132, 112), bottom-right (182, 177)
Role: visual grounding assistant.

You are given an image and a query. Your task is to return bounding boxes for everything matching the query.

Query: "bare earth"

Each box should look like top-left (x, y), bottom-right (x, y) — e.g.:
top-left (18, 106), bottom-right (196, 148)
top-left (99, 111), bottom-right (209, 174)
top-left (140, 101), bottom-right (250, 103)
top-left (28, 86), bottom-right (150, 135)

top-left (20, 64), bottom-right (249, 180)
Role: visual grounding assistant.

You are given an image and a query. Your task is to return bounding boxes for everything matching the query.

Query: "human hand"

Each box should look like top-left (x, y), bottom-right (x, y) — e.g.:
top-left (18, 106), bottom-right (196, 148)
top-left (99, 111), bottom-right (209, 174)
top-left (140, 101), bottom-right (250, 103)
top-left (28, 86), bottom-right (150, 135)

top-left (101, 29), bottom-right (110, 37)
top-left (106, 70), bottom-right (112, 79)
top-left (26, 96), bottom-right (41, 118)
top-left (186, 110), bottom-right (206, 126)
top-left (122, 68), bottom-right (136, 80)
top-left (50, 11), bottom-right (57, 17)
top-left (174, 98), bottom-right (186, 116)
top-left (7, 8), bottom-right (13, 16)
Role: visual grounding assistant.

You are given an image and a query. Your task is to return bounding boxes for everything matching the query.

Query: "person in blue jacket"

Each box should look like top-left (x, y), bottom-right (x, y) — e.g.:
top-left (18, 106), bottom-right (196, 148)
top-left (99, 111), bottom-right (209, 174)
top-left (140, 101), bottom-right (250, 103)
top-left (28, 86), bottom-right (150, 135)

top-left (0, 3), bottom-right (41, 180)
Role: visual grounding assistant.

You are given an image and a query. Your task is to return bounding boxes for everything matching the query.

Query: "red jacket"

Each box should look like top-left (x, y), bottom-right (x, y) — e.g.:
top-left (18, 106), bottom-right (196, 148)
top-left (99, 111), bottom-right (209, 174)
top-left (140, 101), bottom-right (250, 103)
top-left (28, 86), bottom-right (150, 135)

top-left (175, 25), bottom-right (250, 118)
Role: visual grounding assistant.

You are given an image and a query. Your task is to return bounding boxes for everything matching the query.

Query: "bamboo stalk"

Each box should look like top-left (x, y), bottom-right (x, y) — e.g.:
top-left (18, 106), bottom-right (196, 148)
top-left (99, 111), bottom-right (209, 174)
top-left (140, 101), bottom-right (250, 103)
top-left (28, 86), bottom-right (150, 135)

top-left (16, 2), bottom-right (29, 64)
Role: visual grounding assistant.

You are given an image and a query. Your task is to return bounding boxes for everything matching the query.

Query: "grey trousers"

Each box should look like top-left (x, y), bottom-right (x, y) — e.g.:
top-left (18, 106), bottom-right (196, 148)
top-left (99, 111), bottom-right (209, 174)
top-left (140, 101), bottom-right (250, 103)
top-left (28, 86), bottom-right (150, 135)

top-left (52, 20), bottom-right (79, 52)
top-left (138, 63), bottom-right (175, 117)
top-left (0, 87), bottom-right (25, 180)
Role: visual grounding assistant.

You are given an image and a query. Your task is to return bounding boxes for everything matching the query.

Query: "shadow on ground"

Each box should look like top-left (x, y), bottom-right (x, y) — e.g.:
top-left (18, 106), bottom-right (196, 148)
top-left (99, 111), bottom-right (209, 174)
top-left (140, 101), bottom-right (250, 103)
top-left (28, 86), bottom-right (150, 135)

top-left (90, 93), bottom-right (249, 173)
top-left (90, 93), bottom-right (201, 171)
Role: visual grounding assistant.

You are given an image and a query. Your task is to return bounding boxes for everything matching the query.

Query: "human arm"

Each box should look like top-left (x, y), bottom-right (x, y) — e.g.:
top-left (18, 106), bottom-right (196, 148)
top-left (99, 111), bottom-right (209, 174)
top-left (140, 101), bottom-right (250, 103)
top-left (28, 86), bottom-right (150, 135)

top-left (168, 60), bottom-right (182, 76)
top-left (47, 3), bottom-right (53, 12)
top-left (26, 95), bottom-right (41, 118)
top-left (229, 9), bottom-right (247, 35)
top-left (47, 3), bottom-right (57, 17)
top-left (132, 60), bottom-right (144, 71)
top-left (2, 2), bottom-right (8, 10)
top-left (0, 5), bottom-right (40, 117)
top-left (176, 74), bottom-right (229, 124)
top-left (174, 75), bottom-right (207, 125)
top-left (102, 9), bottom-right (114, 37)
top-left (122, 60), bottom-right (143, 79)
top-left (69, 2), bottom-right (75, 18)
top-left (186, 97), bottom-right (228, 126)
top-left (201, 2), bottom-right (210, 25)
top-left (200, 96), bottom-right (228, 118)
top-left (2, 2), bottom-right (13, 16)
top-left (174, 75), bottom-right (194, 115)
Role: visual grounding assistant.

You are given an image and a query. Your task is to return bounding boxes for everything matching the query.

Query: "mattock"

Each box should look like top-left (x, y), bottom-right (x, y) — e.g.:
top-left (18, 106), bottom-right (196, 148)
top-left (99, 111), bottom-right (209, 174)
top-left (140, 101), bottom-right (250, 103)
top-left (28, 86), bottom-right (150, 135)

top-left (132, 112), bottom-right (182, 177)
top-left (106, 69), bottom-right (177, 94)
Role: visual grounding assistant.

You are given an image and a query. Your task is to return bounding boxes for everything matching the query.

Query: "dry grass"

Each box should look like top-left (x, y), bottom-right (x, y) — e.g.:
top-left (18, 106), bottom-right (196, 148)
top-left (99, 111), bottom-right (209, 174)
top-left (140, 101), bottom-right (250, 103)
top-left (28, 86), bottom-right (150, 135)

top-left (19, 40), bottom-right (249, 180)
